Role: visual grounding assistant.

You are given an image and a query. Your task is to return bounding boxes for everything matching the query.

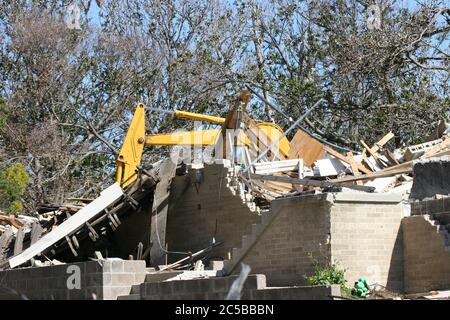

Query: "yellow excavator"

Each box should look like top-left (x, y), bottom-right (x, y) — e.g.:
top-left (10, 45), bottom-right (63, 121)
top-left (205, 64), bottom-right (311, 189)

top-left (115, 93), bottom-right (291, 188)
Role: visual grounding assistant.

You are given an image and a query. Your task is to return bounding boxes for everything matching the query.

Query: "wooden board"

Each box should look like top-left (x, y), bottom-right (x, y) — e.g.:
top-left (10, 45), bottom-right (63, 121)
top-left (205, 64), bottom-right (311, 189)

top-left (248, 173), bottom-right (375, 192)
top-left (288, 129), bottom-right (325, 167)
top-left (9, 183), bottom-right (123, 269)
top-left (323, 146), bottom-right (372, 174)
top-left (346, 152), bottom-right (362, 185)
top-left (13, 227), bottom-right (24, 255)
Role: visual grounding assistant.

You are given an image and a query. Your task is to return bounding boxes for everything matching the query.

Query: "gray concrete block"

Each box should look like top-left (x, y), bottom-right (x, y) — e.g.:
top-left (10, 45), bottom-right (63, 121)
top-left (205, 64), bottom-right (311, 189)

top-left (123, 260), bottom-right (146, 273)
top-left (110, 273), bottom-right (136, 286)
top-left (85, 261), bottom-right (103, 273)
top-left (68, 289), bottom-right (85, 300)
top-left (181, 279), bottom-right (201, 293)
top-left (103, 260), bottom-right (124, 273)
top-left (130, 284), bottom-right (141, 294)
top-left (145, 271), bottom-right (184, 283)
top-left (85, 287), bottom-right (103, 300)
top-left (213, 277), bottom-right (229, 293)
top-left (117, 294), bottom-right (140, 300)
top-left (171, 280), bottom-right (185, 293)
top-left (158, 282), bottom-right (174, 295)
top-left (134, 272), bottom-right (147, 283)
top-left (103, 286), bottom-right (132, 300)
top-left (86, 273), bottom-right (103, 287)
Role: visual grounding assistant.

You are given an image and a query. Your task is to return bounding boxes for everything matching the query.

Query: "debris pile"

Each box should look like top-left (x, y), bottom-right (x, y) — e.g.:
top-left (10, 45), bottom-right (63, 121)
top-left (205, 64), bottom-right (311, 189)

top-left (1, 90), bottom-right (450, 284)
top-left (236, 122), bottom-right (450, 205)
top-left (0, 170), bottom-right (158, 270)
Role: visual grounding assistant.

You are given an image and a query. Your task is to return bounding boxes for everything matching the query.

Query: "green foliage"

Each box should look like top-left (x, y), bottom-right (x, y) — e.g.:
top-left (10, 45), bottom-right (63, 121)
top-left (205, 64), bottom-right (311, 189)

top-left (0, 163), bottom-right (29, 214)
top-left (306, 261), bottom-right (347, 289)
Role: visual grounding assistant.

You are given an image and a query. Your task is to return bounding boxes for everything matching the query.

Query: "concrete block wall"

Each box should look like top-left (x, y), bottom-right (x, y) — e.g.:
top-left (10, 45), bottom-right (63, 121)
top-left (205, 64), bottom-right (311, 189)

top-left (410, 197), bottom-right (450, 216)
top-left (238, 193), bottom-right (406, 291)
top-left (165, 163), bottom-right (261, 262)
top-left (329, 193), bottom-right (406, 292)
top-left (0, 260), bottom-right (146, 300)
top-left (138, 273), bottom-right (339, 300)
top-left (402, 215), bottom-right (450, 293)
top-left (141, 274), bottom-right (266, 300)
top-left (242, 194), bottom-right (332, 287)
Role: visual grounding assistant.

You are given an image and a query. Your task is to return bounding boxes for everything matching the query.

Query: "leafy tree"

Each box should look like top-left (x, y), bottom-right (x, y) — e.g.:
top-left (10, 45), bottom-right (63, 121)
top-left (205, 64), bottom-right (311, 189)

top-left (0, 163), bottom-right (29, 214)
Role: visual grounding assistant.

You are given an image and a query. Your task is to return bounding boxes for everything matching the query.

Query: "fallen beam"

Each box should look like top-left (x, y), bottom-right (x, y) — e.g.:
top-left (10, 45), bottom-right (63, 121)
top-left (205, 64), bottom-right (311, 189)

top-left (331, 148), bottom-right (450, 183)
top-left (247, 173), bottom-right (375, 192)
top-left (8, 183), bottom-right (123, 269)
top-left (323, 146), bottom-right (372, 174)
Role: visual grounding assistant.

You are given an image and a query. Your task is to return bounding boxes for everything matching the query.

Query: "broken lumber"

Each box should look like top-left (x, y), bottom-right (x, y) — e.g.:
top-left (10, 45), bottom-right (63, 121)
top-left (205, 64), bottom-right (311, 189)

top-left (331, 147), bottom-right (450, 183)
top-left (346, 152), bottom-right (363, 185)
top-left (8, 183), bottom-right (123, 269)
top-left (247, 173), bottom-right (375, 192)
top-left (323, 146), bottom-right (371, 174)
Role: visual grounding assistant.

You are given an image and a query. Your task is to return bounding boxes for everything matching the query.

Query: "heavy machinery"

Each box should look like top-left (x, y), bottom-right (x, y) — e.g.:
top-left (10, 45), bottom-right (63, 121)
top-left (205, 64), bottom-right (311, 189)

top-left (115, 92), bottom-right (291, 187)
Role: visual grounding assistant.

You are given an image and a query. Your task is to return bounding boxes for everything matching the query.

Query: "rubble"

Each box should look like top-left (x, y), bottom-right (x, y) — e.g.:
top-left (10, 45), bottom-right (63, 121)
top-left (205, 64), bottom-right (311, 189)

top-left (1, 91), bottom-right (450, 300)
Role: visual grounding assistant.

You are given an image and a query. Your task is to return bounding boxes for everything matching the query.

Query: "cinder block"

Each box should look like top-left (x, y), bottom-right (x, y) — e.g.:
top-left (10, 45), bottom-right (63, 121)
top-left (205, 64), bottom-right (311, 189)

top-left (103, 260), bottom-right (124, 273)
top-left (123, 260), bottom-right (146, 273)
top-left (85, 287), bottom-right (103, 300)
top-left (85, 261), bottom-right (103, 273)
top-left (110, 273), bottom-right (136, 286)
top-left (103, 286), bottom-right (132, 300)
top-left (158, 282), bottom-right (174, 295)
top-left (68, 288), bottom-right (85, 300)
top-left (85, 273), bottom-right (103, 287)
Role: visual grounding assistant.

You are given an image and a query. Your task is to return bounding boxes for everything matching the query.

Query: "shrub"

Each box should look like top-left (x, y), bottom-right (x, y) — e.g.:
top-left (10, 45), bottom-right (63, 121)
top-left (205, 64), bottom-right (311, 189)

top-left (306, 262), bottom-right (347, 288)
top-left (0, 163), bottom-right (29, 213)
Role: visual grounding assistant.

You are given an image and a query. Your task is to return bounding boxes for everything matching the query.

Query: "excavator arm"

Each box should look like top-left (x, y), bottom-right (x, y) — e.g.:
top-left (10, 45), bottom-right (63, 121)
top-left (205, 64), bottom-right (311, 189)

top-left (115, 104), bottom-right (291, 188)
top-left (116, 105), bottom-right (228, 187)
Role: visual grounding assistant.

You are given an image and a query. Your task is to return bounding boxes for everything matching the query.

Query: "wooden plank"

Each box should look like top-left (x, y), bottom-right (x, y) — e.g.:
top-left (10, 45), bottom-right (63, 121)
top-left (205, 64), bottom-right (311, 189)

top-left (331, 165), bottom-right (411, 183)
top-left (13, 227), bottom-right (25, 256)
top-left (323, 146), bottom-right (371, 174)
top-left (0, 215), bottom-right (22, 229)
top-left (263, 180), bottom-right (293, 192)
top-left (248, 173), bottom-right (375, 192)
top-left (384, 150), bottom-right (399, 165)
top-left (331, 147), bottom-right (450, 183)
top-left (0, 228), bottom-right (14, 260)
top-left (9, 183), bottom-right (123, 269)
top-left (288, 129), bottom-right (325, 167)
top-left (30, 223), bottom-right (43, 245)
top-left (346, 152), bottom-right (362, 185)
top-left (360, 140), bottom-right (382, 164)
top-left (372, 132), bottom-right (394, 153)
top-left (253, 159), bottom-right (301, 175)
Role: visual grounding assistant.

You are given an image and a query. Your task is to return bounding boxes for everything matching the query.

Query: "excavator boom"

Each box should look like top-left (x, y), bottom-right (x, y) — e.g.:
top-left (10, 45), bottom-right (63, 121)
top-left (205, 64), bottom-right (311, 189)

top-left (116, 104), bottom-right (291, 188)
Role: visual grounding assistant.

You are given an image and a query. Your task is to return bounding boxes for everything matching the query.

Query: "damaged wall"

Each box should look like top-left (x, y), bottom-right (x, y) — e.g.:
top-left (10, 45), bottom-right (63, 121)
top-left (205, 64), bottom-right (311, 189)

top-left (410, 156), bottom-right (450, 200)
top-left (242, 194), bottom-right (332, 287)
top-left (403, 212), bottom-right (450, 293)
top-left (165, 163), bottom-right (261, 262)
top-left (241, 193), bottom-right (406, 291)
top-left (402, 216), bottom-right (450, 293)
top-left (330, 194), bottom-right (406, 292)
top-left (165, 162), bottom-right (407, 291)
top-left (0, 260), bottom-right (146, 300)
